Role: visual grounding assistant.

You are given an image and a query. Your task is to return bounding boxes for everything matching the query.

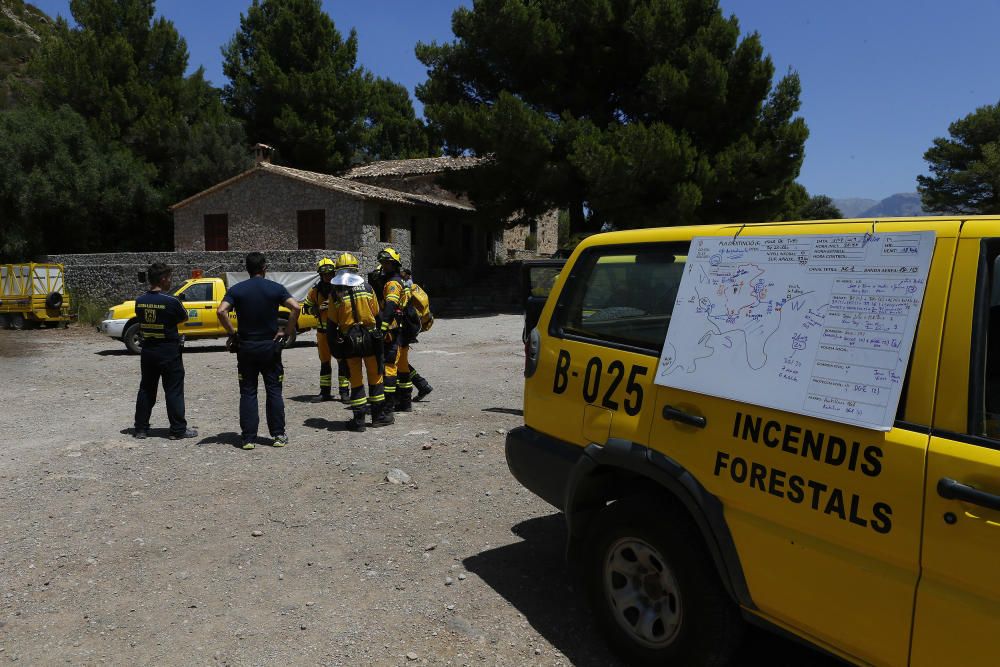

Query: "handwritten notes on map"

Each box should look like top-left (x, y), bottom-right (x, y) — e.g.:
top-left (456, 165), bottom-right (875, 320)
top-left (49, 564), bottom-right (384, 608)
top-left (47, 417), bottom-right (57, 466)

top-left (654, 232), bottom-right (935, 431)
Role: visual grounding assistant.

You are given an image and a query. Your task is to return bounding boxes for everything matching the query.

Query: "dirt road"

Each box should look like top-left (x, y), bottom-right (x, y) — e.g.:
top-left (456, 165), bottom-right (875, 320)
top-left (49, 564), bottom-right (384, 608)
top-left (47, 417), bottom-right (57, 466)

top-left (0, 316), bottom-right (838, 665)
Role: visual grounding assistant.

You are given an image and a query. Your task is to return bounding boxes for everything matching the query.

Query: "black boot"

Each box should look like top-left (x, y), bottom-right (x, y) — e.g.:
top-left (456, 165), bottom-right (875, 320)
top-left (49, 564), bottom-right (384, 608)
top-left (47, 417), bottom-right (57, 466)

top-left (371, 400), bottom-right (394, 427)
top-left (397, 387), bottom-right (413, 413)
top-left (310, 389), bottom-right (334, 403)
top-left (346, 407), bottom-right (366, 432)
top-left (339, 386), bottom-right (351, 403)
top-left (413, 374), bottom-right (433, 401)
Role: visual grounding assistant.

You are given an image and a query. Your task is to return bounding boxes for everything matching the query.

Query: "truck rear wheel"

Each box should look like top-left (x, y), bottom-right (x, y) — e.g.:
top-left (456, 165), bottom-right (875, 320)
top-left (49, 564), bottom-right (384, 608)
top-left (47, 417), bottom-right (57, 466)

top-left (0, 314), bottom-right (8, 329)
top-left (584, 495), bottom-right (743, 666)
top-left (9, 313), bottom-right (25, 330)
top-left (123, 322), bottom-right (142, 354)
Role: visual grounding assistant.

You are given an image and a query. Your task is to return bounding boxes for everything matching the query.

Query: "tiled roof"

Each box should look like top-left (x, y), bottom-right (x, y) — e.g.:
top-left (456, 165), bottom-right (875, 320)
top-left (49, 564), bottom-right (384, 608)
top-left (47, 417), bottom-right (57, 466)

top-left (169, 162), bottom-right (476, 212)
top-left (342, 155), bottom-right (487, 179)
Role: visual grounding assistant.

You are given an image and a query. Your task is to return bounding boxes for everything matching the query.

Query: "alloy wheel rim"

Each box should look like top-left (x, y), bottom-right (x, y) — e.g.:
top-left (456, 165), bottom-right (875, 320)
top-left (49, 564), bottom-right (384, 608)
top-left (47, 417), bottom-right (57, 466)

top-left (603, 537), bottom-right (682, 649)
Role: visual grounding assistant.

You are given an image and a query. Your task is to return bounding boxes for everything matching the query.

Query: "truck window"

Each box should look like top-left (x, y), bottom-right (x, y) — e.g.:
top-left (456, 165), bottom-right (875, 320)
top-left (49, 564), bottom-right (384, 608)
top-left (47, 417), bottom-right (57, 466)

top-left (176, 282), bottom-right (213, 302)
top-left (969, 241), bottom-right (1000, 439)
top-left (553, 243), bottom-right (689, 353)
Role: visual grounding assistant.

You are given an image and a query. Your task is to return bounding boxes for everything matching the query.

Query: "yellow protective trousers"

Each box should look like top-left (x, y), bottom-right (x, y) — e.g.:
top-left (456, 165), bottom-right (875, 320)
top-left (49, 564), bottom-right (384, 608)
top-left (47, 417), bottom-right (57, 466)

top-left (383, 339), bottom-right (410, 397)
top-left (346, 355), bottom-right (385, 411)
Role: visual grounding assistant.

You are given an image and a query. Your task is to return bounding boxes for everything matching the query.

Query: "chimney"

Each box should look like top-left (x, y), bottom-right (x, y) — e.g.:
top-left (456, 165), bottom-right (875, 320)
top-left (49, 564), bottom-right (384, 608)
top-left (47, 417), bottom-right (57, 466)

top-left (253, 143), bottom-right (274, 164)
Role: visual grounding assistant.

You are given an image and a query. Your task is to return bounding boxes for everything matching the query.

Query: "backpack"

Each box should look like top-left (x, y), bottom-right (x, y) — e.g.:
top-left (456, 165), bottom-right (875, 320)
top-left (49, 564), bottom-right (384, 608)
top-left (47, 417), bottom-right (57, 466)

top-left (408, 283), bottom-right (434, 332)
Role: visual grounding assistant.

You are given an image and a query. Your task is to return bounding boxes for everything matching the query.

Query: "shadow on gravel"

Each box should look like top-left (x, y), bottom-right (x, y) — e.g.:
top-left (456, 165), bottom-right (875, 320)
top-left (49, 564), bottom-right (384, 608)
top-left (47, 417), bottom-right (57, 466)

top-left (96, 348), bottom-right (131, 356)
top-left (117, 427), bottom-right (174, 439)
top-left (465, 514), bottom-right (845, 667)
top-left (481, 407), bottom-right (523, 416)
top-left (303, 417), bottom-right (349, 432)
top-left (196, 432), bottom-right (246, 449)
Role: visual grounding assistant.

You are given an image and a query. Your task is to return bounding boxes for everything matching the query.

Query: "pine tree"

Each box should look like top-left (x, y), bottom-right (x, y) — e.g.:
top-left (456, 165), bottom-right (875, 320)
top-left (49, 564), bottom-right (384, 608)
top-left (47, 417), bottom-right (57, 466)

top-left (918, 102), bottom-right (1000, 214)
top-left (417, 0), bottom-right (808, 233)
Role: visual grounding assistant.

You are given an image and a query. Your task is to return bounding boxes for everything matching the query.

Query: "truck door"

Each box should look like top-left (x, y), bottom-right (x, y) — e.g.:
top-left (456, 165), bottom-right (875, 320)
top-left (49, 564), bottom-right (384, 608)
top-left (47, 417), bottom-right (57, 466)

top-left (522, 259), bottom-right (564, 342)
top-left (646, 221), bottom-right (958, 666)
top-left (174, 280), bottom-right (219, 335)
top-left (910, 221), bottom-right (1000, 667)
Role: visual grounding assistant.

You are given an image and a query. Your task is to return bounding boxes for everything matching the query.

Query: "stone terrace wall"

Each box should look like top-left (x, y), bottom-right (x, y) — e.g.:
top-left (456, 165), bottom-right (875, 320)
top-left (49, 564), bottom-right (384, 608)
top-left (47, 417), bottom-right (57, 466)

top-left (48, 250), bottom-right (349, 307)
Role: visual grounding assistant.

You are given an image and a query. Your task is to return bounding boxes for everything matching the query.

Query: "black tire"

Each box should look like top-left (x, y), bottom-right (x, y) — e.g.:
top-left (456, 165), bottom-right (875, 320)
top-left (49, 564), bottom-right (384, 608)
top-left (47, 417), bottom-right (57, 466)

top-left (584, 495), bottom-right (744, 666)
top-left (45, 291), bottom-right (63, 309)
top-left (9, 313), bottom-right (25, 330)
top-left (123, 321), bottom-right (142, 354)
top-left (0, 314), bottom-right (8, 329)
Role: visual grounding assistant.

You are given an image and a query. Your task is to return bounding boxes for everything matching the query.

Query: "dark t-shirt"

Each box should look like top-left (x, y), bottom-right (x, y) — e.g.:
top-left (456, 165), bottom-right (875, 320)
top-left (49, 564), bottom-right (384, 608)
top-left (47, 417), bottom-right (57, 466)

top-left (135, 290), bottom-right (187, 349)
top-left (222, 276), bottom-right (292, 340)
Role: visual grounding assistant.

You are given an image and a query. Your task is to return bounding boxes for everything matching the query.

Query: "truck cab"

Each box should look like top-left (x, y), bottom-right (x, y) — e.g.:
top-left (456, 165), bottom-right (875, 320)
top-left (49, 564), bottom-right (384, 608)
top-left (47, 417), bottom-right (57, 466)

top-left (101, 276), bottom-right (317, 353)
top-left (508, 218), bottom-right (1000, 666)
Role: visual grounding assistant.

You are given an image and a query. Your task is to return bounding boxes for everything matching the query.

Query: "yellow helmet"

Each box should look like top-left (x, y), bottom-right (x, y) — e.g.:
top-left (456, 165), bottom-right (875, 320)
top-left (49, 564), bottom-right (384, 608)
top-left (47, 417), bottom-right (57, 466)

top-left (317, 257), bottom-right (336, 274)
top-left (377, 247), bottom-right (401, 265)
top-left (335, 252), bottom-right (359, 271)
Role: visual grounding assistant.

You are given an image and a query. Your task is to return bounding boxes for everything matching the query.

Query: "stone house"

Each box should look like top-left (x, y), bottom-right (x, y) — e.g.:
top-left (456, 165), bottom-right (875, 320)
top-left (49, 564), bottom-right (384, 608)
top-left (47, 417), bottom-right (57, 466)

top-left (170, 155), bottom-right (558, 281)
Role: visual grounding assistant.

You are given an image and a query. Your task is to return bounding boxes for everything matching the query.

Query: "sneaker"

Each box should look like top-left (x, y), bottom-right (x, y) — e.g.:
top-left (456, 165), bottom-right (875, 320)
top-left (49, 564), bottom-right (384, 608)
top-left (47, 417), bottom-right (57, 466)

top-left (168, 428), bottom-right (198, 440)
top-left (310, 393), bottom-right (335, 403)
top-left (133, 428), bottom-right (148, 439)
top-left (271, 434), bottom-right (289, 448)
top-left (241, 437), bottom-right (256, 450)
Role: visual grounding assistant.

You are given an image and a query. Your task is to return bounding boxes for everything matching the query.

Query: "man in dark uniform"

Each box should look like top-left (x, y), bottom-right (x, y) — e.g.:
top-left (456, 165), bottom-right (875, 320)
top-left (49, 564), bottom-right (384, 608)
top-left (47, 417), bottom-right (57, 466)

top-left (133, 263), bottom-right (197, 440)
top-left (217, 252), bottom-right (301, 450)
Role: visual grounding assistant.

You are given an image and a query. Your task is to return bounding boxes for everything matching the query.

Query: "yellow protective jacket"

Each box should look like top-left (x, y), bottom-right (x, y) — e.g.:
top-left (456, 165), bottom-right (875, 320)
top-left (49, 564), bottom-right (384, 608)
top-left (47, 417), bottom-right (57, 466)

top-left (378, 275), bottom-right (410, 333)
top-left (303, 282), bottom-right (335, 332)
top-left (329, 283), bottom-right (379, 333)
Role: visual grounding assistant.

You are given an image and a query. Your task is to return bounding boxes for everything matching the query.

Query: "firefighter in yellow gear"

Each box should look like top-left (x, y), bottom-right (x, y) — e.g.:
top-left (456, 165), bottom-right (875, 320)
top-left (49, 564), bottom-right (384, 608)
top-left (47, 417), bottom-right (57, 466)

top-left (302, 258), bottom-right (348, 403)
top-left (328, 268), bottom-right (391, 431)
top-left (400, 267), bottom-right (433, 401)
top-left (375, 247), bottom-right (414, 416)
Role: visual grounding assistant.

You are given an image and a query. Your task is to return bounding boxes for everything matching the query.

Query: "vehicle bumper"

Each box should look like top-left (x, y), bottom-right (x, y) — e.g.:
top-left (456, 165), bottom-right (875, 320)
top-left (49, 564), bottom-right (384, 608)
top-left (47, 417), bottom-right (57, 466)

top-left (99, 318), bottom-right (128, 338)
top-left (505, 425), bottom-right (585, 511)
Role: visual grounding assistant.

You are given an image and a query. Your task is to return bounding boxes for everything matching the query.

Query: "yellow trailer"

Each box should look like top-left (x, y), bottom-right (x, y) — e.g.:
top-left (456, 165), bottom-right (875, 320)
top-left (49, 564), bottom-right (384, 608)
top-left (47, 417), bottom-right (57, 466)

top-left (0, 263), bottom-right (72, 329)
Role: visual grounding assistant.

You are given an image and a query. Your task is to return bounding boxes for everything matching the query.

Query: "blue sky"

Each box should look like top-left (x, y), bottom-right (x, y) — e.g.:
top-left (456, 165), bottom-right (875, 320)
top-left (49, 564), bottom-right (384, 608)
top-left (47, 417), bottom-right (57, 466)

top-left (30, 0), bottom-right (1000, 201)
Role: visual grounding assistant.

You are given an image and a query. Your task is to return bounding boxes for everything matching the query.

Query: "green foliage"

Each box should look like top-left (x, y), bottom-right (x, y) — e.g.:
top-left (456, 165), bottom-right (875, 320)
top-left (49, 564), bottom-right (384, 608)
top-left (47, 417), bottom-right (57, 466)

top-left (73, 293), bottom-right (108, 326)
top-left (222, 0), bottom-right (429, 171)
top-left (0, 105), bottom-right (158, 259)
top-left (417, 0), bottom-right (808, 233)
top-left (222, 0), bottom-right (366, 172)
top-left (776, 183), bottom-right (841, 220)
top-left (361, 75), bottom-right (432, 161)
top-left (9, 0), bottom-right (252, 255)
top-left (918, 102), bottom-right (1000, 214)
top-left (0, 0), bottom-right (53, 108)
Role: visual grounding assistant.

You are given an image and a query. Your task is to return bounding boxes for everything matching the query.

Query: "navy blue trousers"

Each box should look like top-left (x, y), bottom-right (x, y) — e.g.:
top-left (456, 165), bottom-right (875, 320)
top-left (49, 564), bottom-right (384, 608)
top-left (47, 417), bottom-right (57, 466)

top-left (134, 346), bottom-right (187, 434)
top-left (237, 340), bottom-right (285, 438)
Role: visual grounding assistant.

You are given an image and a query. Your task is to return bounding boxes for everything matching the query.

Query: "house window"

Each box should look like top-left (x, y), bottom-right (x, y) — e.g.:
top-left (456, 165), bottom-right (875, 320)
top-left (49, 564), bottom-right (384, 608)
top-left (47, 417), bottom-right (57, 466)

top-left (379, 211), bottom-right (391, 242)
top-left (297, 210), bottom-right (325, 249)
top-left (204, 214), bottom-right (228, 251)
top-left (410, 216), bottom-right (418, 246)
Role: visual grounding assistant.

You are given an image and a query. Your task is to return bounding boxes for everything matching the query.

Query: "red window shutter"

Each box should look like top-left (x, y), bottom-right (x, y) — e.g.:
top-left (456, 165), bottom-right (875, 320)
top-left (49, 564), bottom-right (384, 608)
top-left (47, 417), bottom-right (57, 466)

top-left (297, 210), bottom-right (326, 249)
top-left (204, 214), bottom-right (228, 251)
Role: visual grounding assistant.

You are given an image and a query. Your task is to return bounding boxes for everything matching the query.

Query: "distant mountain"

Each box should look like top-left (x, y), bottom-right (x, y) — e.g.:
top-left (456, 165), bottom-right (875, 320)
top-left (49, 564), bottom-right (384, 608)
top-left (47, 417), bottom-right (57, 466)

top-left (859, 192), bottom-right (931, 217)
top-left (832, 198), bottom-right (878, 218)
top-left (0, 1), bottom-right (52, 107)
top-left (833, 192), bottom-right (933, 218)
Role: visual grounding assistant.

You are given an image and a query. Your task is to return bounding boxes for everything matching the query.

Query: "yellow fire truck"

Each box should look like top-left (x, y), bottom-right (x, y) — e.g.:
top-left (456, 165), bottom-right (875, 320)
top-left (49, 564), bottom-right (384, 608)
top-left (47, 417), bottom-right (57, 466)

top-left (0, 263), bottom-right (72, 329)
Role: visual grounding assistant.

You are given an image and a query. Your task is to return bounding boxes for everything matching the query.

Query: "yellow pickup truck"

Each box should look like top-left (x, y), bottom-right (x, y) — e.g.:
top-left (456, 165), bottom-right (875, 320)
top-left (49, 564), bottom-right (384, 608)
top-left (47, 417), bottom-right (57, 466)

top-left (100, 274), bottom-right (318, 353)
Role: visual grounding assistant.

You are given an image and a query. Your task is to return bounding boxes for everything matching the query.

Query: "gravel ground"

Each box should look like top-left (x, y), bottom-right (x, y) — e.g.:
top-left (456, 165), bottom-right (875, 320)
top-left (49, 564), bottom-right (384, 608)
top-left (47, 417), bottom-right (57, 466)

top-left (0, 315), bottom-right (840, 666)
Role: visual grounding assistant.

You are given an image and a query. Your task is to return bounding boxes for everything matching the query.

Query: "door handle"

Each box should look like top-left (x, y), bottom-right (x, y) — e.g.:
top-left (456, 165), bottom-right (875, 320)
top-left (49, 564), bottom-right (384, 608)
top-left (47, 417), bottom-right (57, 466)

top-left (202, 305), bottom-right (213, 309)
top-left (937, 478), bottom-right (1000, 511)
top-left (662, 405), bottom-right (707, 429)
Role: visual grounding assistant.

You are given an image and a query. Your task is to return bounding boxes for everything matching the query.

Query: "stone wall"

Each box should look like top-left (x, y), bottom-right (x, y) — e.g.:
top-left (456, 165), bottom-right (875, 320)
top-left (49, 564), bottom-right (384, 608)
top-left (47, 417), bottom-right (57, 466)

top-left (496, 209), bottom-right (559, 262)
top-left (174, 170), bottom-right (367, 253)
top-left (48, 250), bottom-right (349, 307)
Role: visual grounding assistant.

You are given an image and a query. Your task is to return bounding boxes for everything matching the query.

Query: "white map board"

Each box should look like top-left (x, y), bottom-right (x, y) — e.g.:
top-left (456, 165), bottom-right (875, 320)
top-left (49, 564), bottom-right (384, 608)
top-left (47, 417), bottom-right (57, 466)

top-left (654, 232), bottom-right (935, 431)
